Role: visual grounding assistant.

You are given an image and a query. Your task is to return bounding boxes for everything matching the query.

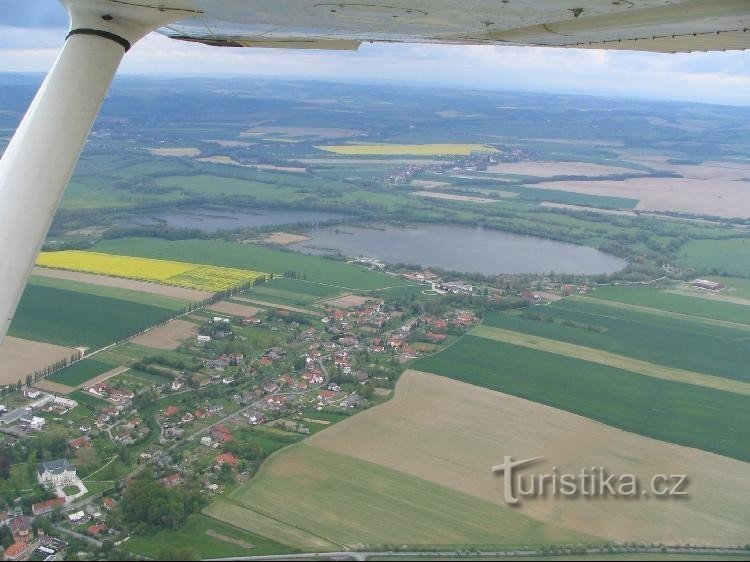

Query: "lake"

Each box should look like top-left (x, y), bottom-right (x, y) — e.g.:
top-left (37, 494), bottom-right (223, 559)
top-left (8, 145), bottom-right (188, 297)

top-left (120, 207), bottom-right (348, 232)
top-left (291, 224), bottom-right (627, 275)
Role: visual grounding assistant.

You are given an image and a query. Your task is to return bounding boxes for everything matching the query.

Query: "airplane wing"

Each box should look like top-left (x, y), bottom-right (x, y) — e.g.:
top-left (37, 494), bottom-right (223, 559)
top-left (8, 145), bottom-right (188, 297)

top-left (157, 0), bottom-right (750, 53)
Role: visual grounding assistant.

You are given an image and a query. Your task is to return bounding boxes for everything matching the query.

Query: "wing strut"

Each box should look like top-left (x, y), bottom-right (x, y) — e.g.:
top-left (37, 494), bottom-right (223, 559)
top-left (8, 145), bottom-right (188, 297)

top-left (0, 0), bottom-right (182, 343)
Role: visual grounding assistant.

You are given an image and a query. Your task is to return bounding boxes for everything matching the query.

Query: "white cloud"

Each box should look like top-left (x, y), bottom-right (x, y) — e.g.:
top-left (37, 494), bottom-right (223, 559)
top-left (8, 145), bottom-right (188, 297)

top-left (1, 13), bottom-right (749, 106)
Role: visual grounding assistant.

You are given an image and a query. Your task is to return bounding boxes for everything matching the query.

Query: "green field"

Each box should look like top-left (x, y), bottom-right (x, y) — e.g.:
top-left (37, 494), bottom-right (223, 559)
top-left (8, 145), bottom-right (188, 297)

top-left (414, 336), bottom-right (750, 462)
top-left (93, 238), bottom-right (403, 290)
top-left (9, 284), bottom-right (177, 349)
top-left (125, 514), bottom-right (292, 559)
top-left (46, 359), bottom-right (115, 386)
top-left (584, 285), bottom-right (750, 325)
top-left (28, 275), bottom-right (189, 310)
top-left (206, 444), bottom-right (587, 549)
top-left (679, 238), bottom-right (750, 277)
top-left (483, 299), bottom-right (749, 382)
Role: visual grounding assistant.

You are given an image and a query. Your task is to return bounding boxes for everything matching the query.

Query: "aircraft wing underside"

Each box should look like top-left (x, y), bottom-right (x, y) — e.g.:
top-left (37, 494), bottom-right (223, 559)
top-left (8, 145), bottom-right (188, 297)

top-left (152, 0), bottom-right (750, 53)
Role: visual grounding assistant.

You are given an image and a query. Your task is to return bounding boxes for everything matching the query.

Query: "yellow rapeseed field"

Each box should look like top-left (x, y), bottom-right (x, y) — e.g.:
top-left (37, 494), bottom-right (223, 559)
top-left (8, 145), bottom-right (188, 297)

top-left (36, 251), bottom-right (267, 292)
top-left (315, 143), bottom-right (499, 156)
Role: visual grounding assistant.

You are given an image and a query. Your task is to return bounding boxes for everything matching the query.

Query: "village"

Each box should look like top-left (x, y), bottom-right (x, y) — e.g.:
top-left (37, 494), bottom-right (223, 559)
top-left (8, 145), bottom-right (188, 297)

top-left (0, 279), bottom-right (484, 560)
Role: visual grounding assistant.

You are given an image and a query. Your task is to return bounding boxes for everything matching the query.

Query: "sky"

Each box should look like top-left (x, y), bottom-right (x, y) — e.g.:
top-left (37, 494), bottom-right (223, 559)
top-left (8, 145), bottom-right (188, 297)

top-left (2, 0), bottom-right (750, 106)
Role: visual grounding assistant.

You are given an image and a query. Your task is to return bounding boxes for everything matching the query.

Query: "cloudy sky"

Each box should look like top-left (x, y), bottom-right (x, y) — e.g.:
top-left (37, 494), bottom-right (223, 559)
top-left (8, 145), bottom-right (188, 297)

top-left (3, 0), bottom-right (750, 106)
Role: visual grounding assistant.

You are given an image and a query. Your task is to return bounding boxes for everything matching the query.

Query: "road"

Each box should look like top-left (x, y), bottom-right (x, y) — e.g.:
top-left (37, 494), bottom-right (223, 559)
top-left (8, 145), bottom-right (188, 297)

top-left (207, 545), bottom-right (750, 561)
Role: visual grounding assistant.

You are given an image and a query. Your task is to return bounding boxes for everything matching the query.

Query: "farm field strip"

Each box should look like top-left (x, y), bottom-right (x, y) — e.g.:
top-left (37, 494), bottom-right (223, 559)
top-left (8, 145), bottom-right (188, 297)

top-left (28, 272), bottom-right (193, 310)
top-left (307, 370), bottom-right (750, 545)
top-left (0, 337), bottom-right (79, 386)
top-left (580, 296), bottom-right (750, 331)
top-left (204, 501), bottom-right (338, 551)
top-left (46, 358), bottom-right (118, 387)
top-left (484, 302), bottom-right (750, 383)
top-left (217, 443), bottom-right (586, 548)
top-left (585, 286), bottom-right (750, 326)
top-left (471, 325), bottom-right (750, 396)
top-left (9, 284), bottom-right (178, 350)
top-left (37, 250), bottom-right (267, 292)
top-left (414, 336), bottom-right (750, 462)
top-left (315, 143), bottom-right (499, 156)
top-left (233, 297), bottom-right (319, 316)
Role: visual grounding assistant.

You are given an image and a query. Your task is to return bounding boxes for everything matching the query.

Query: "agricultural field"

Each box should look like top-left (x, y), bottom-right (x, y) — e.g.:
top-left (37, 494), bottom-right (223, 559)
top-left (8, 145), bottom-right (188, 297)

top-left (483, 300), bottom-right (749, 382)
top-left (32, 266), bottom-right (212, 301)
top-left (0, 337), bottom-right (78, 386)
top-left (583, 285), bottom-right (750, 325)
top-left (130, 319), bottom-right (197, 350)
top-left (46, 358), bottom-right (115, 387)
top-left (37, 250), bottom-right (267, 292)
top-left (92, 238), bottom-right (406, 290)
top-left (207, 444), bottom-right (585, 549)
top-left (678, 238), bottom-right (750, 277)
top-left (28, 273), bottom-right (192, 310)
top-left (315, 143), bottom-right (499, 156)
top-left (414, 336), bottom-right (750, 462)
top-left (307, 370), bottom-right (750, 545)
top-left (125, 514), bottom-right (291, 559)
top-left (8, 284), bottom-right (177, 350)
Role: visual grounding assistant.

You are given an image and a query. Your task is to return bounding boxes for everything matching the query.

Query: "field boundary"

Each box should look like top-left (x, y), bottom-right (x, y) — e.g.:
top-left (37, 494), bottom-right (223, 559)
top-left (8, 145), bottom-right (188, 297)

top-left (472, 325), bottom-right (750, 396)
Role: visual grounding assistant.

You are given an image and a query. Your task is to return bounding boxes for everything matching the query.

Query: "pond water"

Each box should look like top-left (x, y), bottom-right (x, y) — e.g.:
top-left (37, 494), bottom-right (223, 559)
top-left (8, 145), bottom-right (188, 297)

top-left (291, 223), bottom-right (626, 275)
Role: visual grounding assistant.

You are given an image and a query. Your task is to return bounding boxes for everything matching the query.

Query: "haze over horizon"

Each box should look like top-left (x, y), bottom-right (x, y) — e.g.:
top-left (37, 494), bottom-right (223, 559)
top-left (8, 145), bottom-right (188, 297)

top-left (3, 0), bottom-right (750, 107)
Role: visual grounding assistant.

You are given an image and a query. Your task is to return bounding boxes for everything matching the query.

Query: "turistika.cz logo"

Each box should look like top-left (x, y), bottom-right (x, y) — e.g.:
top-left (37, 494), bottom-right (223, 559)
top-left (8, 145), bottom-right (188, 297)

top-left (492, 456), bottom-right (689, 505)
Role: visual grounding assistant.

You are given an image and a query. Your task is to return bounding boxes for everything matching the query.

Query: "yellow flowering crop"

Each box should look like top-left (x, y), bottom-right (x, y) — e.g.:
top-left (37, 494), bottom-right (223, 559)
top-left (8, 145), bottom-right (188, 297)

top-left (36, 251), bottom-right (267, 292)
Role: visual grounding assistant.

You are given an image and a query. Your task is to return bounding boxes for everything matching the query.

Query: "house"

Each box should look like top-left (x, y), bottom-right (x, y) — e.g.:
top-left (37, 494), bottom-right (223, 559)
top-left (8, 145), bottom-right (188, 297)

top-left (9, 516), bottom-right (30, 543)
top-left (248, 411), bottom-right (266, 425)
top-left (32, 497), bottom-right (66, 516)
top-left (69, 436), bottom-right (91, 450)
top-left (162, 472), bottom-right (182, 487)
top-left (164, 405), bottom-right (180, 417)
top-left (200, 436), bottom-right (213, 447)
top-left (210, 425), bottom-right (232, 443)
top-left (341, 394), bottom-right (362, 409)
top-left (109, 388), bottom-right (134, 403)
top-left (38, 459), bottom-right (77, 487)
top-left (102, 498), bottom-right (116, 511)
top-left (181, 413), bottom-right (194, 423)
top-left (4, 541), bottom-right (33, 561)
top-left (327, 383), bottom-right (341, 392)
top-left (87, 523), bottom-right (107, 536)
top-left (263, 382), bottom-right (279, 394)
top-left (266, 395), bottom-right (288, 409)
top-left (87, 382), bottom-right (109, 397)
top-left (23, 389), bottom-right (41, 400)
top-left (215, 453), bottom-right (239, 468)
top-left (197, 335), bottom-right (211, 343)
top-left (68, 511), bottom-right (87, 523)
top-left (425, 332), bottom-right (446, 343)
top-left (317, 390), bottom-right (337, 403)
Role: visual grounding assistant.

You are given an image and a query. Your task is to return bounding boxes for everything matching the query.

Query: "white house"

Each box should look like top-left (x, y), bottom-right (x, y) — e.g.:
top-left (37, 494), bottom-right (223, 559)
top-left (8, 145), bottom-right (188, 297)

top-left (38, 459), bottom-right (77, 487)
top-left (197, 335), bottom-right (211, 343)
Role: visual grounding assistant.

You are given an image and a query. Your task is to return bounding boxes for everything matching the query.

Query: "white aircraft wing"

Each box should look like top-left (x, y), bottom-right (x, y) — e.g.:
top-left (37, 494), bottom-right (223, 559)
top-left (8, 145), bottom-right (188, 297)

top-left (157, 0), bottom-right (750, 53)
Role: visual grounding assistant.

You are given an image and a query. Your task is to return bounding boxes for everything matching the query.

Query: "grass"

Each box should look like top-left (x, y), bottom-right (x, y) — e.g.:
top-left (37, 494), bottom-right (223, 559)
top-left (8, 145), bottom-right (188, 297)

top-left (316, 143), bottom-right (499, 156)
top-left (679, 238), bottom-right (750, 277)
top-left (414, 336), bottom-right (750, 462)
top-left (47, 359), bottom-right (114, 386)
top-left (588, 285), bottom-right (750, 325)
top-left (125, 514), bottom-right (292, 559)
top-left (208, 444), bottom-right (586, 549)
top-left (93, 238), bottom-right (399, 290)
top-left (37, 250), bottom-right (267, 292)
top-left (9, 284), bottom-right (177, 349)
top-left (483, 299), bottom-right (749, 382)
